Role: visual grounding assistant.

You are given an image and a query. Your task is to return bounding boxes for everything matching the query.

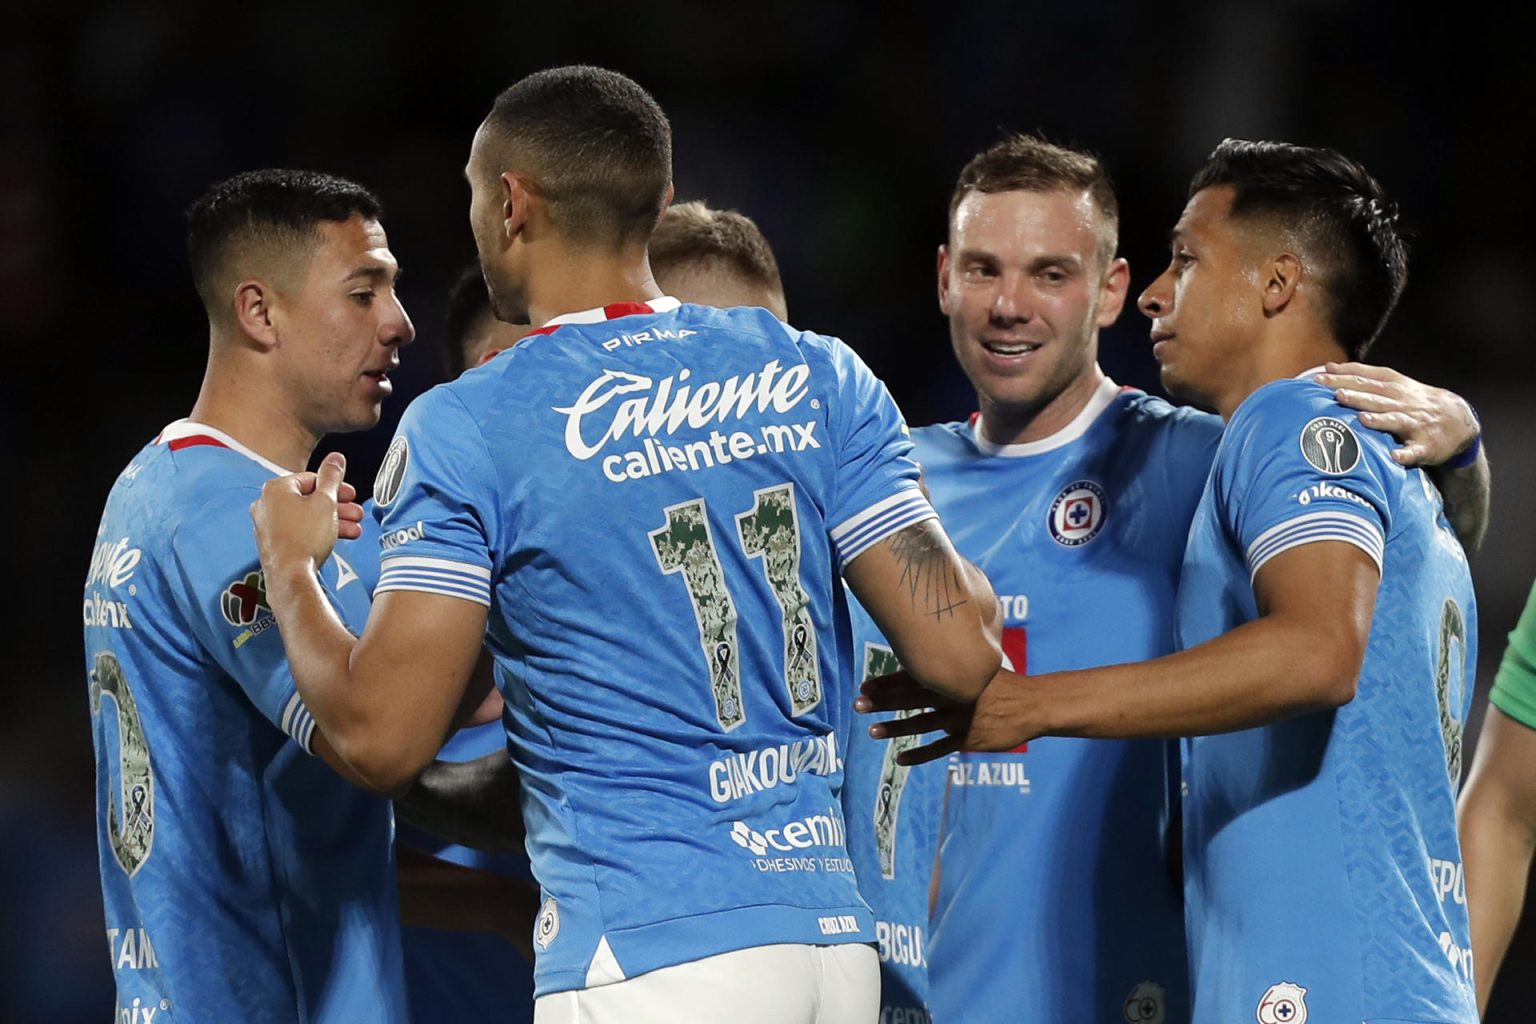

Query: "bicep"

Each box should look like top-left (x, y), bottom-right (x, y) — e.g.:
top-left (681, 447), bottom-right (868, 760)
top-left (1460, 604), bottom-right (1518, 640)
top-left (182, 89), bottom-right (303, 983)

top-left (354, 589), bottom-right (490, 748)
top-left (1252, 540), bottom-right (1381, 677)
top-left (844, 518), bottom-right (972, 636)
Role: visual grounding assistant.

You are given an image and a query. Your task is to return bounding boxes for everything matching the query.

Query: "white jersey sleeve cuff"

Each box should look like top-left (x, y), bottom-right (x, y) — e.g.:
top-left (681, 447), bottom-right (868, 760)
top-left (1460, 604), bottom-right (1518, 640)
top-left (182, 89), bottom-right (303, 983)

top-left (830, 488), bottom-right (939, 572)
top-left (1246, 510), bottom-right (1385, 581)
top-left (280, 691), bottom-right (318, 755)
top-left (377, 555), bottom-right (493, 607)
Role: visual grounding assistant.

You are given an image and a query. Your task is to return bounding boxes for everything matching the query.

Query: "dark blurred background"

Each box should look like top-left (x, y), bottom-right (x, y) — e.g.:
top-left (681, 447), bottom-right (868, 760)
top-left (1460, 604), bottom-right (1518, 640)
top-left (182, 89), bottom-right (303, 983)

top-left (7, 3), bottom-right (1533, 1019)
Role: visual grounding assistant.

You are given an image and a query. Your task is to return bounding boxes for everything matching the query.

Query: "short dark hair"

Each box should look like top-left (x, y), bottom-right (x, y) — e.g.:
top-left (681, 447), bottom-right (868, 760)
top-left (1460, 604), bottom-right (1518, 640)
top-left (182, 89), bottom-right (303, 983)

top-left (949, 133), bottom-right (1119, 267)
top-left (185, 169), bottom-right (382, 313)
top-left (443, 265), bottom-right (494, 376)
top-left (1189, 139), bottom-right (1408, 359)
top-left (649, 201), bottom-right (785, 296)
top-left (482, 65), bottom-right (671, 248)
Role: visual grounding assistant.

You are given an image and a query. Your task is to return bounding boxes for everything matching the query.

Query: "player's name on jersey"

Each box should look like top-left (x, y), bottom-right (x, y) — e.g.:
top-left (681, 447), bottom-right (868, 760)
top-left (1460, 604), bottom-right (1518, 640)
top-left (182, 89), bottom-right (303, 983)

top-left (947, 757), bottom-right (1031, 793)
top-left (875, 918), bottom-right (925, 967)
top-left (105, 926), bottom-right (158, 972)
top-left (708, 732), bottom-right (842, 804)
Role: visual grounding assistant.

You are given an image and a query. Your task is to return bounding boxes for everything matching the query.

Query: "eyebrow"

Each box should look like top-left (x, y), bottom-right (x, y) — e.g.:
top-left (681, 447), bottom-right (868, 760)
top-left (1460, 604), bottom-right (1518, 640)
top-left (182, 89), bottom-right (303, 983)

top-left (345, 264), bottom-right (402, 286)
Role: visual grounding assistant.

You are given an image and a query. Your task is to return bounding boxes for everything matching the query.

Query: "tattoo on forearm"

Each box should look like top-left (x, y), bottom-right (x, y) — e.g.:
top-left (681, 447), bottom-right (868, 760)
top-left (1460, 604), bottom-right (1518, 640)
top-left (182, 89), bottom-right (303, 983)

top-left (889, 524), bottom-right (969, 620)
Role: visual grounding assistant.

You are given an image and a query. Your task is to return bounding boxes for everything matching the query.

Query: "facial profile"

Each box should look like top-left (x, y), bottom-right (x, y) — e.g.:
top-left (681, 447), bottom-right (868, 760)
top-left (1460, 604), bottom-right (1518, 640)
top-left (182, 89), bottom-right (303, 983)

top-left (269, 214), bottom-right (414, 434)
top-left (1137, 185), bottom-right (1278, 410)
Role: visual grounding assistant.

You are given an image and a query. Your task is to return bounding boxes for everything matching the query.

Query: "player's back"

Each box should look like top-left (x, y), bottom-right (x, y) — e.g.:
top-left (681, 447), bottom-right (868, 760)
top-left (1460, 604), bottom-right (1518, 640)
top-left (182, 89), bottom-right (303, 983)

top-left (1178, 377), bottom-right (1478, 1023)
top-left (84, 425), bottom-right (404, 1022)
top-left (375, 298), bottom-right (932, 996)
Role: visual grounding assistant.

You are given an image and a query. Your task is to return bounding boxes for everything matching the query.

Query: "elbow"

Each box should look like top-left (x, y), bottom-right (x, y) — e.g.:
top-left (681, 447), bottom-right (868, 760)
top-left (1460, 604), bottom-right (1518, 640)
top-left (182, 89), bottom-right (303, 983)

top-left (332, 730), bottom-right (433, 797)
top-left (902, 632), bottom-right (1002, 704)
top-left (1295, 639), bottom-right (1364, 711)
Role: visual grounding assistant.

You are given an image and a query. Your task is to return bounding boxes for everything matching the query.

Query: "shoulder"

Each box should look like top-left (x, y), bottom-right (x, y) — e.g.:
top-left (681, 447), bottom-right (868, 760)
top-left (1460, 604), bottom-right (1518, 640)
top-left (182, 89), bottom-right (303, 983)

top-left (1119, 389), bottom-right (1222, 437)
top-left (911, 421), bottom-right (974, 460)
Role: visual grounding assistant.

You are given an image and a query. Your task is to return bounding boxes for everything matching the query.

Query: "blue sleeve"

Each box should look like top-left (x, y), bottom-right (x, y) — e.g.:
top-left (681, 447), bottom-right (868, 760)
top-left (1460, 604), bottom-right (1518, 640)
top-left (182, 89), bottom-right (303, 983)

top-left (821, 339), bottom-right (937, 571)
top-left (371, 385), bottom-right (498, 606)
top-left (168, 491), bottom-right (321, 753)
top-left (1216, 381), bottom-right (1392, 582)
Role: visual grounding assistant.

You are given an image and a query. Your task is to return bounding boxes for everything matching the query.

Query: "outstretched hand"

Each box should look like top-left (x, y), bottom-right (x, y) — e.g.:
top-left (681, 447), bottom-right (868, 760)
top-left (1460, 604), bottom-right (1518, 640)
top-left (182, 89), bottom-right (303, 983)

top-left (856, 667), bottom-right (1039, 766)
top-left (1316, 362), bottom-right (1478, 467)
top-left (251, 452), bottom-right (364, 574)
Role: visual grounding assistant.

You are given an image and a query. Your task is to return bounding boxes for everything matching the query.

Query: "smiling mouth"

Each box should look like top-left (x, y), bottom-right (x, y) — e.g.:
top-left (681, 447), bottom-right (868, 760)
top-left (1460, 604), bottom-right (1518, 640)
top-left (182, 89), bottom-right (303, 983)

top-left (981, 339), bottom-right (1042, 357)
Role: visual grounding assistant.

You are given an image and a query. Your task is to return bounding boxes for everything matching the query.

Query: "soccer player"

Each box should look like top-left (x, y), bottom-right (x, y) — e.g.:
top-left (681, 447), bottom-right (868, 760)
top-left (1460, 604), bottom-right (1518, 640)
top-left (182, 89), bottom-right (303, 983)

top-left (250, 65), bottom-right (1001, 1023)
top-left (843, 134), bottom-right (1487, 1024)
top-left (83, 169), bottom-right (414, 1020)
top-left (649, 199), bottom-right (789, 320)
top-left (1458, 579), bottom-right (1536, 1012)
top-left (870, 139), bottom-right (1482, 1023)
top-left (397, 265), bottom-right (537, 1024)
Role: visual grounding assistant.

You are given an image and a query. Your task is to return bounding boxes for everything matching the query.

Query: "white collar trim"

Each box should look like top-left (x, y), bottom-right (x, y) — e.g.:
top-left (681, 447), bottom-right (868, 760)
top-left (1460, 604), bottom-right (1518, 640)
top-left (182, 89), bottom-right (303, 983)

top-left (1295, 365), bottom-right (1327, 380)
top-left (158, 420), bottom-right (291, 476)
top-left (543, 295), bottom-right (681, 328)
top-left (972, 373), bottom-right (1121, 457)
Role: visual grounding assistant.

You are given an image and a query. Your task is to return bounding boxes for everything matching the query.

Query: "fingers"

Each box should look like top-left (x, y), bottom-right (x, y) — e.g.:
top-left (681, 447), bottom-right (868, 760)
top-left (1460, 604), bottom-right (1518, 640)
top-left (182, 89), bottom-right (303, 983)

top-left (315, 452), bottom-right (348, 501)
top-left (870, 709), bottom-right (960, 739)
top-left (857, 672), bottom-right (952, 714)
top-left (1332, 387), bottom-right (1404, 414)
top-left (1323, 361), bottom-right (1409, 385)
top-left (338, 520), bottom-right (365, 541)
top-left (897, 735), bottom-right (965, 766)
top-left (339, 481), bottom-right (358, 504)
top-left (1391, 441), bottom-right (1431, 466)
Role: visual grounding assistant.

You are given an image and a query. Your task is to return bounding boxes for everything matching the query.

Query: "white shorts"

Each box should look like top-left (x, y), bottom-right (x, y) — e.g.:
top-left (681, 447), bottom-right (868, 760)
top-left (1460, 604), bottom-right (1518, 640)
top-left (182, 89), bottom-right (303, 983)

top-left (532, 942), bottom-right (879, 1024)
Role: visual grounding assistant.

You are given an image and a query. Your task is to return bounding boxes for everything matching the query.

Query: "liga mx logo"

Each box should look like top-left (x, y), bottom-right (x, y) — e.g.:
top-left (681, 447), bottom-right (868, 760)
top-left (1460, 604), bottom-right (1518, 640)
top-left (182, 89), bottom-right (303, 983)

top-left (1048, 480), bottom-right (1107, 547)
top-left (1299, 416), bottom-right (1361, 475)
top-left (1256, 981), bottom-right (1307, 1024)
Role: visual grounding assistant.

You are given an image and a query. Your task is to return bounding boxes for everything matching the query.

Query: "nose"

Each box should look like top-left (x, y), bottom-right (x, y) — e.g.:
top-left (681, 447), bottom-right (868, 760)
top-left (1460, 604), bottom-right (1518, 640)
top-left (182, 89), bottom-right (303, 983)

top-left (384, 292), bottom-right (416, 348)
top-left (989, 272), bottom-right (1033, 323)
top-left (1137, 271), bottom-right (1170, 320)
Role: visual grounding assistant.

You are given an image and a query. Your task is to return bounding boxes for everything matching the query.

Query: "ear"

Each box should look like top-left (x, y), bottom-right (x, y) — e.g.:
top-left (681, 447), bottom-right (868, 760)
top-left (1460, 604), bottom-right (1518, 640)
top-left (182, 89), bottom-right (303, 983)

top-left (656, 182), bottom-right (675, 226)
top-left (936, 244), bottom-right (952, 316)
top-left (1095, 256), bottom-right (1131, 328)
top-left (233, 280), bottom-right (279, 350)
top-left (1262, 252), bottom-right (1303, 316)
top-left (502, 172), bottom-right (531, 241)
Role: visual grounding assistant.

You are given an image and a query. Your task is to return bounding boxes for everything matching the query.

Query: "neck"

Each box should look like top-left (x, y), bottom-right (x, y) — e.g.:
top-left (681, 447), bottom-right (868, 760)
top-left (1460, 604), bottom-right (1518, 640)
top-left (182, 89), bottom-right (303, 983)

top-left (1214, 326), bottom-right (1345, 421)
top-left (979, 364), bottom-right (1107, 446)
top-left (187, 336), bottom-right (320, 472)
top-left (525, 242), bottom-right (663, 327)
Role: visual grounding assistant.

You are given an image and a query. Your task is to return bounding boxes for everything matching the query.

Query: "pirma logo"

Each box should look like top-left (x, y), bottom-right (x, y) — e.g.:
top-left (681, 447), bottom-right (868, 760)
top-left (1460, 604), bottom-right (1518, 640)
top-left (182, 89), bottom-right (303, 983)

top-left (220, 571), bottom-right (270, 626)
top-left (1255, 981), bottom-right (1307, 1024)
top-left (1298, 417), bottom-right (1360, 475)
top-left (1048, 480), bottom-right (1107, 547)
top-left (374, 435), bottom-right (409, 507)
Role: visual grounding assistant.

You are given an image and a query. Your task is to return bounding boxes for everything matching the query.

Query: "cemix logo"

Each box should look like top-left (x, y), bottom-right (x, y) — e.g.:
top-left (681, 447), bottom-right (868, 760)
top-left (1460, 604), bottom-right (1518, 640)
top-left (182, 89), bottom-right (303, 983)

top-left (729, 810), bottom-right (845, 856)
top-left (554, 359), bottom-right (812, 460)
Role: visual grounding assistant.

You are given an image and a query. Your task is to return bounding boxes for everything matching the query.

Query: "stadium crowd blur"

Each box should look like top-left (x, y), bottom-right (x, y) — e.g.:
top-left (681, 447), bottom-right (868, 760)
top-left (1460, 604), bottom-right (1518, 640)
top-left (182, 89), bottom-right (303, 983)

top-left (5, 4), bottom-right (1533, 1020)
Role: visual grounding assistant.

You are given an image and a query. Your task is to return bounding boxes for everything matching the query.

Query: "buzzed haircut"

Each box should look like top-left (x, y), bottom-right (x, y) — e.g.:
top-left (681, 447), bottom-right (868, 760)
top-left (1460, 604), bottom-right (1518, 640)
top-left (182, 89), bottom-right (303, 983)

top-left (1190, 139), bottom-right (1408, 360)
top-left (649, 201), bottom-right (785, 297)
top-left (482, 65), bottom-right (672, 248)
top-left (949, 133), bottom-right (1120, 267)
top-left (185, 169), bottom-right (382, 314)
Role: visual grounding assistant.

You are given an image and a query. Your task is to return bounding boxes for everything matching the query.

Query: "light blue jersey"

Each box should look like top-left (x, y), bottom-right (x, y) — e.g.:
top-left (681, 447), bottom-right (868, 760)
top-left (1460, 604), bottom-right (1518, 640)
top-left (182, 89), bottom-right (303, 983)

top-left (846, 377), bottom-right (1220, 1024)
top-left (372, 298), bottom-right (936, 997)
top-left (1179, 376), bottom-right (1477, 1024)
top-left (841, 599), bottom-right (944, 1024)
top-left (83, 421), bottom-right (404, 1023)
